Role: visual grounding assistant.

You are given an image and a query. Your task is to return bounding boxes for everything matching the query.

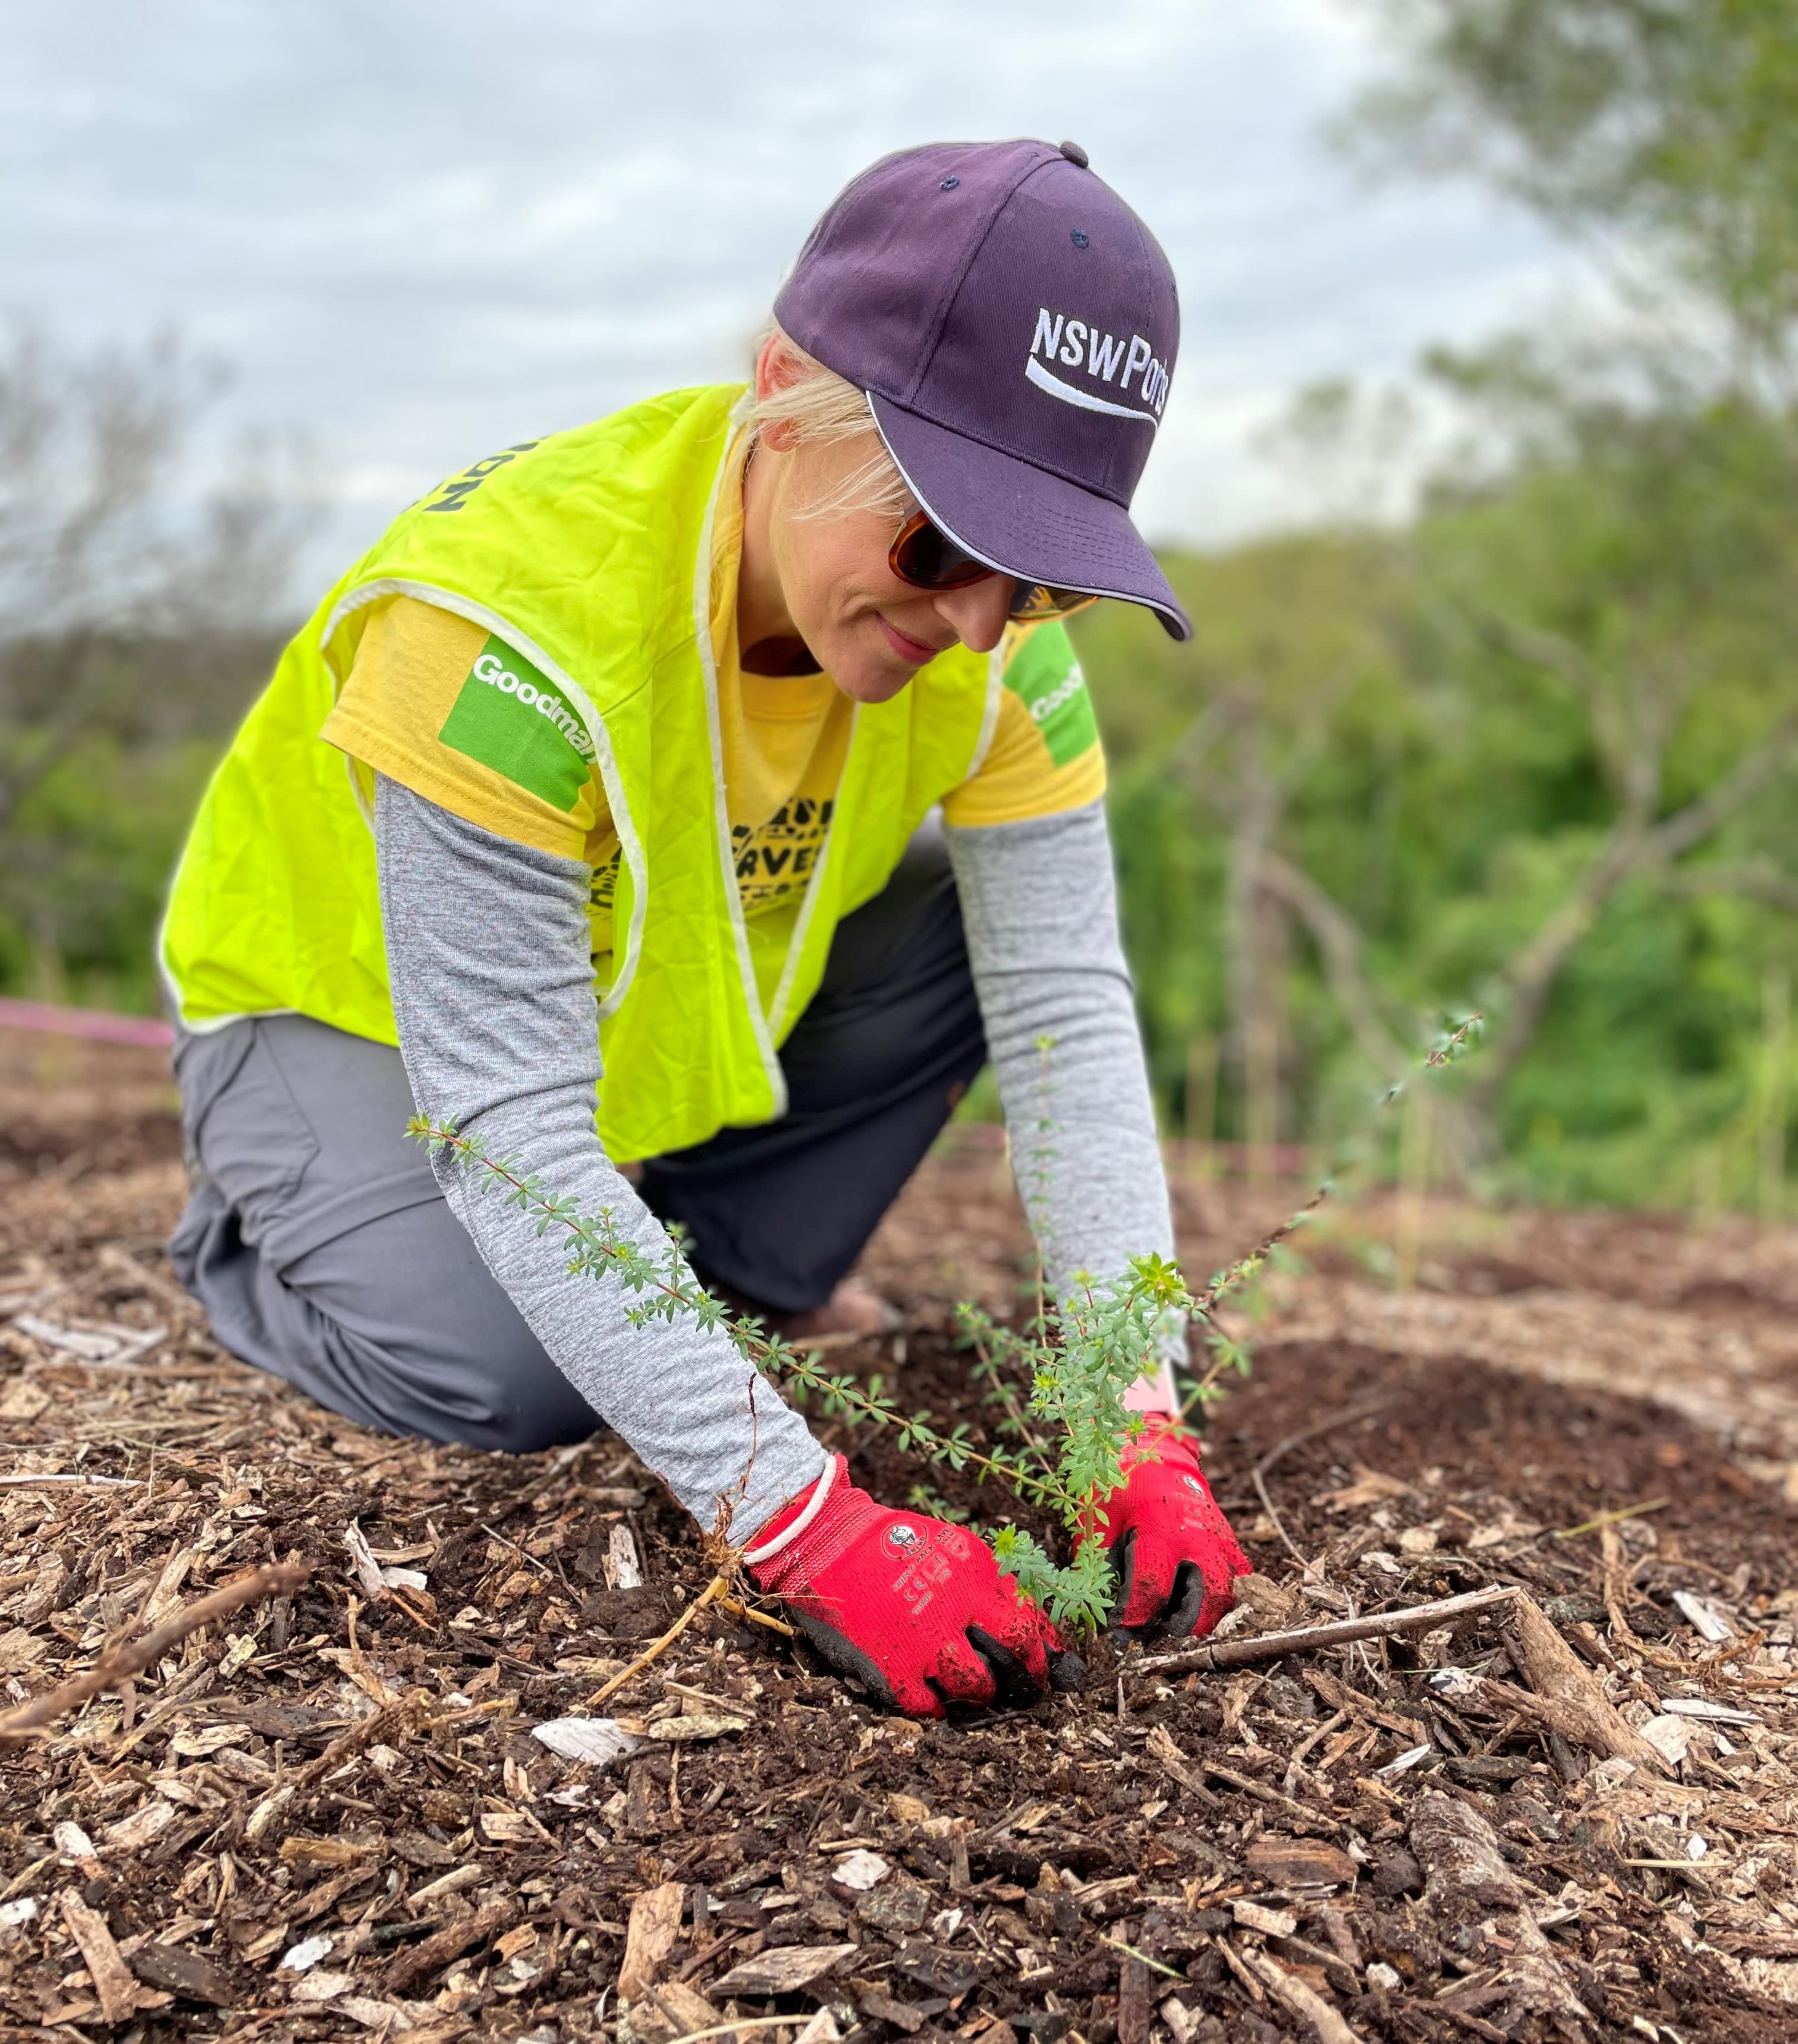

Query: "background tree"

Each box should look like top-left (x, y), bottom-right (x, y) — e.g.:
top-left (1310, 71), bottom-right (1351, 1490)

top-left (0, 325), bottom-right (303, 1005)
top-left (1344, 0), bottom-right (1798, 379)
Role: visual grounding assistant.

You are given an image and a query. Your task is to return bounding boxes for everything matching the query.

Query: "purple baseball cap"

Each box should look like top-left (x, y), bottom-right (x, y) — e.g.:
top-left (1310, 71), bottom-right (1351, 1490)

top-left (775, 138), bottom-right (1189, 640)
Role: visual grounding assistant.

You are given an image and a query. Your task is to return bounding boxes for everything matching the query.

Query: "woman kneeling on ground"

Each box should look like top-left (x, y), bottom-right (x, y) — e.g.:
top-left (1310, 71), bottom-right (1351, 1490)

top-left (161, 138), bottom-right (1250, 1718)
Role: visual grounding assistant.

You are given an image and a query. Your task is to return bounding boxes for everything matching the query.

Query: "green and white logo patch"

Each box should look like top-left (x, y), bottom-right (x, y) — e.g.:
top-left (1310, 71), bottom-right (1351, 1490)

top-left (439, 634), bottom-right (595, 812)
top-left (1006, 623), bottom-right (1098, 770)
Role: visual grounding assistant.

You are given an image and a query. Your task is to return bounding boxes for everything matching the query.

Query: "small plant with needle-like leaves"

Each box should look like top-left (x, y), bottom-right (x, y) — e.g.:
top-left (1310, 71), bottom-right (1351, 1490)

top-left (408, 1011), bottom-right (1482, 1637)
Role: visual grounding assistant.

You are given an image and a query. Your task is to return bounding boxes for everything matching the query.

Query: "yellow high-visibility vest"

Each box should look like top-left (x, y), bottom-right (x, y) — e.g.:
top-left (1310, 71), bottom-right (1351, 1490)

top-left (161, 384), bottom-right (997, 1160)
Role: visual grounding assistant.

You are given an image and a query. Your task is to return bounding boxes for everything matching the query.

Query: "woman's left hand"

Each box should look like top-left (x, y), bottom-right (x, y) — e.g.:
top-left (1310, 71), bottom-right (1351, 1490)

top-left (1080, 1416), bottom-right (1251, 1641)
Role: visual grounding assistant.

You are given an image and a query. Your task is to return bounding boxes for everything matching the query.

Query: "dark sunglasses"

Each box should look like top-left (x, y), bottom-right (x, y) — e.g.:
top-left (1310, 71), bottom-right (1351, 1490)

top-left (888, 510), bottom-right (1099, 624)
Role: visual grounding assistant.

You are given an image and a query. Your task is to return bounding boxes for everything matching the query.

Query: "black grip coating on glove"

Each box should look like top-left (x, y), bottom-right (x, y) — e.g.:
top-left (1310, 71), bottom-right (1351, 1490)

top-left (787, 1608), bottom-right (896, 1712)
top-left (966, 1624), bottom-right (1046, 1709)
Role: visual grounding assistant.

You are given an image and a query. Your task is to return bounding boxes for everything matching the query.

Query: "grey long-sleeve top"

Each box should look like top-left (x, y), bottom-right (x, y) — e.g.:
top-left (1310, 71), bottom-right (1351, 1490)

top-left (376, 775), bottom-right (1173, 1544)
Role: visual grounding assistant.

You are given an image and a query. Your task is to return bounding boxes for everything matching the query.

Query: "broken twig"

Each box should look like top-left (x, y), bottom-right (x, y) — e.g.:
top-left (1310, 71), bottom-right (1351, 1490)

top-left (1133, 1583), bottom-right (1518, 1676)
top-left (0, 1561), bottom-right (309, 1744)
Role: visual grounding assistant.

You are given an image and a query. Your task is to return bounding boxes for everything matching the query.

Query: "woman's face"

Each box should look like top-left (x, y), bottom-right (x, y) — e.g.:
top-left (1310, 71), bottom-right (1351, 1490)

top-left (754, 429), bottom-right (1015, 705)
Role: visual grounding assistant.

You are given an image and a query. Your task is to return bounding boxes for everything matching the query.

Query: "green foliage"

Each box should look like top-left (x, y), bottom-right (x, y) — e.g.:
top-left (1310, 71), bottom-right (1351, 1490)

top-left (409, 1112), bottom-right (1200, 1636)
top-left (1075, 382), bottom-right (1798, 1209)
top-left (955, 1249), bottom-right (1191, 1633)
top-left (1345, 0), bottom-right (1798, 370)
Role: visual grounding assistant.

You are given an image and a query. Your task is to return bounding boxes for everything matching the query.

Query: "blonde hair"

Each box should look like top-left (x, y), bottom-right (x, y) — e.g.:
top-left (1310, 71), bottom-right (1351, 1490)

top-left (744, 322), bottom-right (914, 523)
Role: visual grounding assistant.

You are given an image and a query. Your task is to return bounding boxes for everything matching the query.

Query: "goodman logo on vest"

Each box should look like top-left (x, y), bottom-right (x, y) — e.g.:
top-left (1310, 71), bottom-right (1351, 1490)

top-left (1029, 666), bottom-right (1087, 731)
top-left (440, 633), bottom-right (596, 813)
top-left (1026, 308), bottom-right (1169, 426)
top-left (469, 649), bottom-right (595, 760)
top-left (1008, 628), bottom-right (1097, 771)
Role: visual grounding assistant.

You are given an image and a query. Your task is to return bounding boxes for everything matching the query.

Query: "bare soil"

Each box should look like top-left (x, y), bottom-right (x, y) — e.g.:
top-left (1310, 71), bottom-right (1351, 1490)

top-left (0, 1027), bottom-right (1795, 2043)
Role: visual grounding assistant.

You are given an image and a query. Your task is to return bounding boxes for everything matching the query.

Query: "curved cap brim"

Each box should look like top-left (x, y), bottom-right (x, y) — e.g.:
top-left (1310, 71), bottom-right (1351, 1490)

top-left (868, 392), bottom-right (1192, 641)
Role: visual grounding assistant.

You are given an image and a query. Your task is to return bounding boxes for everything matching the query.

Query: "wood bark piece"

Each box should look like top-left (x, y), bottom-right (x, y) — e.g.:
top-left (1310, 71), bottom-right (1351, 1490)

top-left (618, 1881), bottom-right (684, 2002)
top-left (125, 1939), bottom-right (238, 2007)
top-left (633, 1979), bottom-right (723, 2042)
top-left (1233, 1942), bottom-right (1360, 2044)
top-left (58, 1889), bottom-right (149, 2024)
top-left (1134, 1584), bottom-right (1517, 1675)
top-left (710, 1944), bottom-right (858, 1996)
top-left (1144, 1724), bottom-right (1222, 1809)
top-left (0, 1561), bottom-right (309, 1744)
top-left (1117, 1948), bottom-right (1153, 2044)
top-left (1505, 1591), bottom-right (1670, 1775)
top-left (1305, 1667), bottom-right (1428, 1745)
top-left (1245, 1839), bottom-right (1359, 1890)
top-left (382, 1896), bottom-right (513, 1995)
top-left (1410, 1791), bottom-right (1535, 1911)
top-left (1407, 1791), bottom-right (1588, 2029)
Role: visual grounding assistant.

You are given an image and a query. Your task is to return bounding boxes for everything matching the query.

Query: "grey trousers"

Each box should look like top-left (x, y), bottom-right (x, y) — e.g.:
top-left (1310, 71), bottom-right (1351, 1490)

top-left (168, 833), bottom-right (985, 1454)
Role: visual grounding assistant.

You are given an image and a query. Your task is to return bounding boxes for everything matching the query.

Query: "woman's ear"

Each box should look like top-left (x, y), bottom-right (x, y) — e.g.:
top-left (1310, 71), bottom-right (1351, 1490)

top-left (754, 331), bottom-right (797, 398)
top-left (755, 334), bottom-right (803, 452)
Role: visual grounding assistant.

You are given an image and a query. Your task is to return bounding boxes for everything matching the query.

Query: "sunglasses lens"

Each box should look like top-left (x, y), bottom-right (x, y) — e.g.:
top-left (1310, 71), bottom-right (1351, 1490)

top-left (892, 515), bottom-right (992, 590)
top-left (890, 514), bottom-right (1099, 620)
top-left (1009, 582), bottom-right (1100, 622)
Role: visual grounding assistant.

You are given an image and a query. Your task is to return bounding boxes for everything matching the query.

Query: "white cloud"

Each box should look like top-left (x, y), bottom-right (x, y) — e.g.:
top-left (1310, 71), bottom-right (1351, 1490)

top-left (3, 0), bottom-right (1578, 587)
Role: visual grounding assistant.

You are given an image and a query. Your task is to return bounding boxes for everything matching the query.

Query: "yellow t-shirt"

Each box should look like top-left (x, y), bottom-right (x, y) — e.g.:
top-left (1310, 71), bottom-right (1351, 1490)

top-left (322, 434), bottom-right (1105, 957)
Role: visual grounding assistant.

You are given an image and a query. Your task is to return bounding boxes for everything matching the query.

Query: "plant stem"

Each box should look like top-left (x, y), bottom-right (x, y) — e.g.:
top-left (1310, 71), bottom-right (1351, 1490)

top-left (413, 1122), bottom-right (1084, 1522)
top-left (1191, 1011), bottom-right (1483, 1323)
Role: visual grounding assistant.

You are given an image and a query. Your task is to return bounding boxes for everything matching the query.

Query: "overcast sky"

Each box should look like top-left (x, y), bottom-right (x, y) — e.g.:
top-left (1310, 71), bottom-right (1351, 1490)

top-left (6, 0), bottom-right (1574, 589)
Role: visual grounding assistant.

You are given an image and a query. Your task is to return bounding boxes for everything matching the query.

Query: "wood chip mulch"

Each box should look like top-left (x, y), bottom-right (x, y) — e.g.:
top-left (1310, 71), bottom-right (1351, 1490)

top-left (0, 1032), bottom-right (1795, 2043)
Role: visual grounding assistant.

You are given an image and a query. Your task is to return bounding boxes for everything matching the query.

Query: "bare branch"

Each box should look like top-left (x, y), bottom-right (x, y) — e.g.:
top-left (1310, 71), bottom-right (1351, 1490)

top-left (1662, 859), bottom-right (1798, 914)
top-left (0, 1561), bottom-right (309, 1744)
top-left (1646, 716), bottom-right (1798, 862)
top-left (1472, 717), bottom-right (1798, 1112)
top-left (1134, 1583), bottom-right (1519, 1675)
top-left (1256, 849), bottom-right (1413, 1080)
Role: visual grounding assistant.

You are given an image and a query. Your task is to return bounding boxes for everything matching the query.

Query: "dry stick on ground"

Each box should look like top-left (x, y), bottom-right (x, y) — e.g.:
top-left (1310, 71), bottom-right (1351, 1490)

top-left (1234, 1941), bottom-right (1359, 2044)
top-left (1133, 1583), bottom-right (1519, 1676)
top-left (1500, 1590), bottom-right (1671, 1775)
top-left (0, 1560), bottom-right (309, 1744)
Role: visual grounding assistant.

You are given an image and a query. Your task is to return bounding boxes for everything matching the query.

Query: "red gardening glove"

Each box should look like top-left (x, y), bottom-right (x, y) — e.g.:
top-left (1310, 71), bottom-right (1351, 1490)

top-left (1082, 1417), bottom-right (1250, 1641)
top-left (745, 1455), bottom-right (1080, 1718)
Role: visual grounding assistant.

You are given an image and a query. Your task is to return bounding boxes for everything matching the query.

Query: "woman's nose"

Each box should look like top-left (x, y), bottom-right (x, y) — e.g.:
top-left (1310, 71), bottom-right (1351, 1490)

top-left (933, 576), bottom-right (1013, 653)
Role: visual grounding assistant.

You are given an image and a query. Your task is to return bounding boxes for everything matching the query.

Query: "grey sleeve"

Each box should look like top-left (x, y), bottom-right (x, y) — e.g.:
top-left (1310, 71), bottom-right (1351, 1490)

top-left (373, 775), bottom-right (825, 1539)
top-left (946, 799), bottom-right (1178, 1312)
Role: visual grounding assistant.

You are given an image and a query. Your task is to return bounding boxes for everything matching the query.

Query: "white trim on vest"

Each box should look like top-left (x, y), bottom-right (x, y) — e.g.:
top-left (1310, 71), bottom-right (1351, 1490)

top-left (767, 702), bottom-right (856, 1044)
top-left (967, 643), bottom-right (1005, 780)
top-left (690, 458), bottom-right (790, 1120)
top-left (316, 577), bottom-right (650, 1024)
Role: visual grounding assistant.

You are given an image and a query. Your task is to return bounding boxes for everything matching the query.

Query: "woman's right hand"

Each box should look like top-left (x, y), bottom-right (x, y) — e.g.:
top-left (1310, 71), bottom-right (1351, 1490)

top-left (744, 1455), bottom-right (1082, 1718)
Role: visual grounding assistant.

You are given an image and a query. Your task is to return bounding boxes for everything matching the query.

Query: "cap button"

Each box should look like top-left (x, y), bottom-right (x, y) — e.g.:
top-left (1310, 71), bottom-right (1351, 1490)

top-left (1058, 140), bottom-right (1090, 169)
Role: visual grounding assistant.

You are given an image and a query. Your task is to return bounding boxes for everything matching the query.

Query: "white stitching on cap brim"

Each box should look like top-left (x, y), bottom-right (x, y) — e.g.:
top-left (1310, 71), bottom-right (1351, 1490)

top-left (865, 394), bottom-right (1188, 632)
